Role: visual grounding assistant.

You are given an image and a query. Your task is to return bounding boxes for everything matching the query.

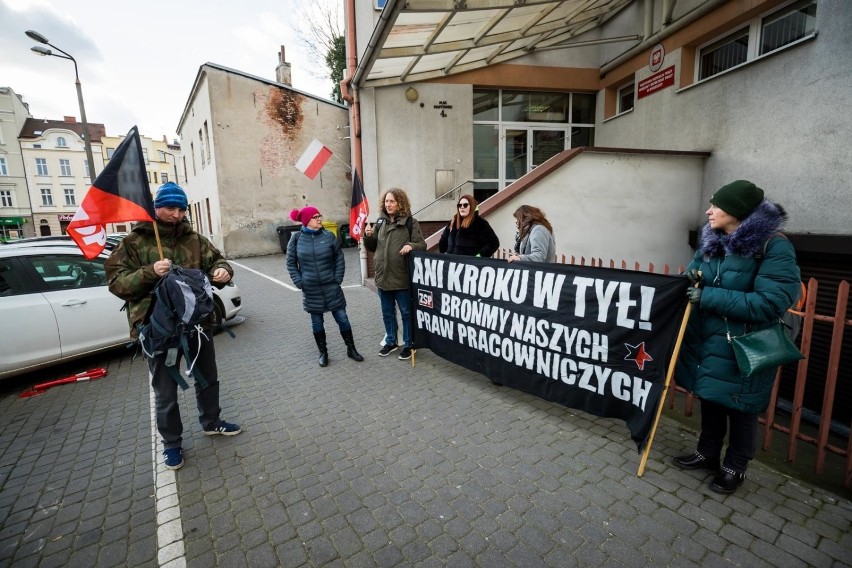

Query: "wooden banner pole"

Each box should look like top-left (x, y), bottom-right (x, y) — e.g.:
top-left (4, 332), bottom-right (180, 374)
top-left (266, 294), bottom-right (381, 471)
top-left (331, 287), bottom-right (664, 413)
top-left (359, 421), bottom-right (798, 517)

top-left (152, 220), bottom-right (164, 260)
top-left (637, 282), bottom-right (697, 477)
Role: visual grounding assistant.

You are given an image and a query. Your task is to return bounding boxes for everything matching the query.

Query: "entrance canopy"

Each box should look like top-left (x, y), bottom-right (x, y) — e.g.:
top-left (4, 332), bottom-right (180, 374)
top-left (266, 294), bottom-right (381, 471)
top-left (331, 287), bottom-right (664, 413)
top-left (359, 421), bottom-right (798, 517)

top-left (354, 0), bottom-right (634, 88)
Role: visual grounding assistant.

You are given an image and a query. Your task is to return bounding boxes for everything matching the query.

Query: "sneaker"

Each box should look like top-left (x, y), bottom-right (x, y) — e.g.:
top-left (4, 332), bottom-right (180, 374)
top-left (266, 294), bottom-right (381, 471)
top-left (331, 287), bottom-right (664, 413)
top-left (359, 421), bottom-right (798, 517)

top-left (204, 421), bottom-right (242, 436)
top-left (163, 447), bottom-right (183, 470)
top-left (378, 344), bottom-right (398, 357)
top-left (398, 347), bottom-right (412, 360)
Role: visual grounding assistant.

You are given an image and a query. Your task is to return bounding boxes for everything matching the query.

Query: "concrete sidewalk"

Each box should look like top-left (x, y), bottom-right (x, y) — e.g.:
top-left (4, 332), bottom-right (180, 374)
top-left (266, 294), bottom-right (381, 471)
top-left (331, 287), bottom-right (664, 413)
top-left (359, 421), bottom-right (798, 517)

top-left (1, 249), bottom-right (850, 567)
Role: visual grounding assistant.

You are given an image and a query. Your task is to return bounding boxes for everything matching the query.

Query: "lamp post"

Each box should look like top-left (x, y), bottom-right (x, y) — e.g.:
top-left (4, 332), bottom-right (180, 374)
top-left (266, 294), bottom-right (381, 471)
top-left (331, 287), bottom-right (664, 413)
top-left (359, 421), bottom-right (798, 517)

top-left (160, 150), bottom-right (180, 185)
top-left (26, 30), bottom-right (97, 179)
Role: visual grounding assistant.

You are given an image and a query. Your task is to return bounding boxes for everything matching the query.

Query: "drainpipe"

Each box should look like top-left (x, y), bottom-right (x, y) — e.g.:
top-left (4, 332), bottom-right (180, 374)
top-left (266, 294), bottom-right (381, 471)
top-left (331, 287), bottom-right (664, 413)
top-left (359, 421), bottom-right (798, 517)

top-left (600, 0), bottom-right (728, 76)
top-left (343, 0), bottom-right (368, 284)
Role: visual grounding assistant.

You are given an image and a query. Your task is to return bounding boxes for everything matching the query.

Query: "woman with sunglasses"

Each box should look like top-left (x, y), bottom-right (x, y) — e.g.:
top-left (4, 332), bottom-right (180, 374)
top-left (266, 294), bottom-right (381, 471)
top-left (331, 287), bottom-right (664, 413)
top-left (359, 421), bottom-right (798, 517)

top-left (507, 205), bottom-right (556, 263)
top-left (286, 205), bottom-right (363, 367)
top-left (438, 194), bottom-right (500, 258)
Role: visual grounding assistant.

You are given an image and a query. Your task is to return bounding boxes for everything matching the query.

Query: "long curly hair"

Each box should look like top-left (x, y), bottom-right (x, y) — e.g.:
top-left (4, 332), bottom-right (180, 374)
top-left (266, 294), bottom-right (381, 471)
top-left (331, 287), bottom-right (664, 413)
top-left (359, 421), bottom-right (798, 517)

top-left (379, 188), bottom-right (412, 218)
top-left (513, 205), bottom-right (553, 242)
top-left (450, 194), bottom-right (479, 230)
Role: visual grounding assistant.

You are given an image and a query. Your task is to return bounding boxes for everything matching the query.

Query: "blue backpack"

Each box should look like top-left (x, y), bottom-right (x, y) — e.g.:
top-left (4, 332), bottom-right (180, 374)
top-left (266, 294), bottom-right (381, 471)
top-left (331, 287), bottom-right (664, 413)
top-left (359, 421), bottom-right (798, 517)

top-left (138, 266), bottom-right (216, 389)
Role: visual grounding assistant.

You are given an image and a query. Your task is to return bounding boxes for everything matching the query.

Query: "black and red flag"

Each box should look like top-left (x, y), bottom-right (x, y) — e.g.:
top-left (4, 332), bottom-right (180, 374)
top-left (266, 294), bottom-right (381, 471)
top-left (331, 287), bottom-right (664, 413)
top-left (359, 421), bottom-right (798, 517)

top-left (348, 168), bottom-right (369, 242)
top-left (67, 126), bottom-right (155, 259)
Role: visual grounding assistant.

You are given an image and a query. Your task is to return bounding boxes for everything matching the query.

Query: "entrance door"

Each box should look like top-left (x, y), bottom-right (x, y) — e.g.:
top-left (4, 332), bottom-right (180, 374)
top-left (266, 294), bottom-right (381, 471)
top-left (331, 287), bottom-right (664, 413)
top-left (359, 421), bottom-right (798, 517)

top-left (502, 127), bottom-right (568, 187)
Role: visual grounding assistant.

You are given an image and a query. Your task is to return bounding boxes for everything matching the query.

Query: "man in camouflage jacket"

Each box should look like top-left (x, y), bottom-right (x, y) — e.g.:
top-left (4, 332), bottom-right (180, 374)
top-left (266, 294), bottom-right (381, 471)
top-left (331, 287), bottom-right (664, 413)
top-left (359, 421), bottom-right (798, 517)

top-left (105, 182), bottom-right (241, 471)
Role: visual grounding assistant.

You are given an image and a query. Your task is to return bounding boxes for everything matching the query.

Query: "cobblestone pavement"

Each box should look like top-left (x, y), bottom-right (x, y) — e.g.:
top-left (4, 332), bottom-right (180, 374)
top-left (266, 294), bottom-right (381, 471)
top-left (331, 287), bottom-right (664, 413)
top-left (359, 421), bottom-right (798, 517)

top-left (1, 249), bottom-right (851, 567)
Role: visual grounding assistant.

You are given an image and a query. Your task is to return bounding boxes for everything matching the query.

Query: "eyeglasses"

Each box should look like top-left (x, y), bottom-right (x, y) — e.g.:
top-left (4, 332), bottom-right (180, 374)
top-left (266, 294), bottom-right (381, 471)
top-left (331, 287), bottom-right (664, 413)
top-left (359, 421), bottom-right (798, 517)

top-left (311, 214), bottom-right (323, 220)
top-left (457, 203), bottom-right (470, 209)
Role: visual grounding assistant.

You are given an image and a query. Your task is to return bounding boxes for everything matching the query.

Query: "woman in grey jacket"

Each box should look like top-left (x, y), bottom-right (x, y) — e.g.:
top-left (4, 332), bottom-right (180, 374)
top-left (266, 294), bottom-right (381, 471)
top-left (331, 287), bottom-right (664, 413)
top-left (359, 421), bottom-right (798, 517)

top-left (507, 205), bottom-right (556, 263)
top-left (286, 206), bottom-right (363, 367)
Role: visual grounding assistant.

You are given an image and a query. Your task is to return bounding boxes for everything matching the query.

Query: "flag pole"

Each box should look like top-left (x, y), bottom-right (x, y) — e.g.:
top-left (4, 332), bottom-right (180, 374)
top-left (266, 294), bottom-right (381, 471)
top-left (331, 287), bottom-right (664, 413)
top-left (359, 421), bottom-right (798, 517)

top-left (637, 281), bottom-right (697, 477)
top-left (152, 220), bottom-right (165, 260)
top-left (332, 153), bottom-right (352, 170)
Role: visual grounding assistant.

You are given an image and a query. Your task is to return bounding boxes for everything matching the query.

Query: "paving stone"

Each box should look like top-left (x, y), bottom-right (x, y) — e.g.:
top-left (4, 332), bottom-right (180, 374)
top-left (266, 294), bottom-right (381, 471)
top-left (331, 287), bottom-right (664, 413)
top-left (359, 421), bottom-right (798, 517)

top-left (2, 250), bottom-right (851, 567)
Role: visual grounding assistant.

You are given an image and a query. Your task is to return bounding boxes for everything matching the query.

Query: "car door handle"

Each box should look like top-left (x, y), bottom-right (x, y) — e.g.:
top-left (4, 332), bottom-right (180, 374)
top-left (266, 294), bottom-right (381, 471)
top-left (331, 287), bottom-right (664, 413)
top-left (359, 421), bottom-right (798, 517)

top-left (61, 299), bottom-right (88, 306)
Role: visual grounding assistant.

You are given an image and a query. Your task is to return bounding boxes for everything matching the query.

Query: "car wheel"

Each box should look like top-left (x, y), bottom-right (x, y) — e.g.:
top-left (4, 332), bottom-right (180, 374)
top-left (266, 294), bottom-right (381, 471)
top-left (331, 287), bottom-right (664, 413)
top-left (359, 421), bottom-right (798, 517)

top-left (210, 298), bottom-right (225, 334)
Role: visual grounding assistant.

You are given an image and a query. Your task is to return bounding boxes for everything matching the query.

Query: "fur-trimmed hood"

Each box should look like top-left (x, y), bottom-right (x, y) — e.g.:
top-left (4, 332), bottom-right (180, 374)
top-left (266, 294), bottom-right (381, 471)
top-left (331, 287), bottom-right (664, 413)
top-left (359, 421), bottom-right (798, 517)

top-left (700, 200), bottom-right (788, 259)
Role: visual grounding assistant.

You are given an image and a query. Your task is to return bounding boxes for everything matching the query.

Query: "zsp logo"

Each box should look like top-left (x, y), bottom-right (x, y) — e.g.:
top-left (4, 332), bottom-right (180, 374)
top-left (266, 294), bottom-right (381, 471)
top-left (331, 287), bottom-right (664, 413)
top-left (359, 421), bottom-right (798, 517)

top-left (418, 289), bottom-right (433, 309)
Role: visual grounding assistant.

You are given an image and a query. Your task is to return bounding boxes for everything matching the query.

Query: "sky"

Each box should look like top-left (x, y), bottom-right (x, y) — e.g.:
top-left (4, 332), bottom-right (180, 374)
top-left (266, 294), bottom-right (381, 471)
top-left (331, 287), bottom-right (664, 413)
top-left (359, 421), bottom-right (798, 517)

top-left (0, 0), bottom-right (339, 143)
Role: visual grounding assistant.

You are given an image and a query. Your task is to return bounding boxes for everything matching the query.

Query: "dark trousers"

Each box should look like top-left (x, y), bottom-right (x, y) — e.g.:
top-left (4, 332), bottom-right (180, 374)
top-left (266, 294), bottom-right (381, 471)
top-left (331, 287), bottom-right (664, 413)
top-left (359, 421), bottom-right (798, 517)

top-left (147, 332), bottom-right (221, 450)
top-left (697, 399), bottom-right (758, 474)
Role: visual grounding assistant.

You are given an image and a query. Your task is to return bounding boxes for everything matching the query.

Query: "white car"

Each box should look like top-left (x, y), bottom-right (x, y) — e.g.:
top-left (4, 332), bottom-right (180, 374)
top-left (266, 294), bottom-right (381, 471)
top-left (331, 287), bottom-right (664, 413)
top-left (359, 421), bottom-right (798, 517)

top-left (0, 240), bottom-right (241, 380)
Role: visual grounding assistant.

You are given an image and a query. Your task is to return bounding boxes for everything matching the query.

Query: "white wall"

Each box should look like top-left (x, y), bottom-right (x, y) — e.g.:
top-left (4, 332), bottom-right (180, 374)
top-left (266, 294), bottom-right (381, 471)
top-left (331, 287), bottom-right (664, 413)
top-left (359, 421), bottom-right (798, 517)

top-left (484, 151), bottom-right (705, 269)
top-left (595, 3), bottom-right (852, 235)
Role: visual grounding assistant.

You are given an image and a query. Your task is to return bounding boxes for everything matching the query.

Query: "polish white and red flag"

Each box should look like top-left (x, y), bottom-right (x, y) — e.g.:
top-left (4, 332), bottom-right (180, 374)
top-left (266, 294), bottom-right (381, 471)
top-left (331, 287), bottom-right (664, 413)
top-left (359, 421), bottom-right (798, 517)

top-left (295, 138), bottom-right (333, 179)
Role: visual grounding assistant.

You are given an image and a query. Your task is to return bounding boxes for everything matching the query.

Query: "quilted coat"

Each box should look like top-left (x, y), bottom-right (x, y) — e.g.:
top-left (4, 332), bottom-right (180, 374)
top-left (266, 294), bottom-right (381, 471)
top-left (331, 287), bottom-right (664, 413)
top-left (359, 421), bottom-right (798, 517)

top-left (675, 200), bottom-right (801, 414)
top-left (286, 228), bottom-right (346, 314)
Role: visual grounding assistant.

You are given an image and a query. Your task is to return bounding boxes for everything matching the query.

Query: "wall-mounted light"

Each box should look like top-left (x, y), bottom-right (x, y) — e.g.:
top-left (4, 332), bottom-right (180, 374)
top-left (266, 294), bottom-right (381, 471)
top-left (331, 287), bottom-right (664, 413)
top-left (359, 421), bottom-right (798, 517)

top-left (405, 87), bottom-right (419, 102)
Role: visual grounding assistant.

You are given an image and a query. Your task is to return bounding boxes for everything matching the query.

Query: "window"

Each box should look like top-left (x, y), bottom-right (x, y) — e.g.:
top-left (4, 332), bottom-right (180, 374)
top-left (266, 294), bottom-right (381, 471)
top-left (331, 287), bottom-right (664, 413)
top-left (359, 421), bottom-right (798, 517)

top-left (162, 172), bottom-right (169, 184)
top-left (1, 190), bottom-right (12, 207)
top-left (30, 255), bottom-right (108, 291)
top-left (57, 136), bottom-right (67, 147)
top-left (190, 142), bottom-right (197, 175)
top-left (376, 0), bottom-right (387, 8)
top-left (472, 88), bottom-right (596, 196)
top-left (36, 158), bottom-right (49, 176)
top-left (41, 188), bottom-right (54, 206)
top-left (64, 188), bottom-right (76, 206)
top-left (33, 144), bottom-right (41, 149)
top-left (618, 83), bottom-right (635, 114)
top-left (106, 148), bottom-right (115, 159)
top-left (198, 129), bottom-right (205, 168)
top-left (59, 159), bottom-right (72, 176)
top-left (142, 148), bottom-right (149, 165)
top-left (152, 171), bottom-right (158, 184)
top-left (203, 121), bottom-right (211, 162)
top-left (699, 28), bottom-right (749, 80)
top-left (84, 160), bottom-right (90, 178)
top-left (698, 0), bottom-right (817, 81)
top-left (0, 157), bottom-right (7, 176)
top-left (760, 0), bottom-right (816, 55)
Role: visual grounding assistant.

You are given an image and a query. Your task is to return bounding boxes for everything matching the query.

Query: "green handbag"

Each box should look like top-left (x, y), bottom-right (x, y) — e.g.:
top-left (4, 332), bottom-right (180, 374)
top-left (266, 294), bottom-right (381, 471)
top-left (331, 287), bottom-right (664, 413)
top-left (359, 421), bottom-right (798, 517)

top-left (726, 319), bottom-right (805, 377)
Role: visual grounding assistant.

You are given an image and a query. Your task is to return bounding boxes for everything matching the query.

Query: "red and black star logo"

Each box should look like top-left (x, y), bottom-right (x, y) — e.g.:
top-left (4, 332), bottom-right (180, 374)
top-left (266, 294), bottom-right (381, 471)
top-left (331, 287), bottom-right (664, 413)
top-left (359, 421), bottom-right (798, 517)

top-left (624, 342), bottom-right (653, 371)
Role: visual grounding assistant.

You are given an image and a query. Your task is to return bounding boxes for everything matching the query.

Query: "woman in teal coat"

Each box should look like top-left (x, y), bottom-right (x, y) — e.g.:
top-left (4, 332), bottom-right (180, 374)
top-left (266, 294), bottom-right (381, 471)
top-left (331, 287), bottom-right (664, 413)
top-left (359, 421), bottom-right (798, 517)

top-left (673, 180), bottom-right (801, 494)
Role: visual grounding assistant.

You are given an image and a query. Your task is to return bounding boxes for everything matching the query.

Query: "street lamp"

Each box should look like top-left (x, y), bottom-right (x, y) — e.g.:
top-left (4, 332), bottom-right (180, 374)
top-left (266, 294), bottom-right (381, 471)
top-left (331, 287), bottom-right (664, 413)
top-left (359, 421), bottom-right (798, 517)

top-left (159, 150), bottom-right (180, 185)
top-left (26, 30), bottom-right (98, 179)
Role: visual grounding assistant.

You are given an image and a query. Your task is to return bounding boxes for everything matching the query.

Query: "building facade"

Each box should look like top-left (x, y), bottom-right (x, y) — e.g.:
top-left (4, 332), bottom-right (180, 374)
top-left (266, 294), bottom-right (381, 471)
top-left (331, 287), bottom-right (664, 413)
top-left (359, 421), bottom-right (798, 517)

top-left (18, 116), bottom-right (106, 237)
top-left (0, 87), bottom-right (33, 240)
top-left (345, 0), bottom-right (850, 259)
top-left (177, 61), bottom-right (350, 257)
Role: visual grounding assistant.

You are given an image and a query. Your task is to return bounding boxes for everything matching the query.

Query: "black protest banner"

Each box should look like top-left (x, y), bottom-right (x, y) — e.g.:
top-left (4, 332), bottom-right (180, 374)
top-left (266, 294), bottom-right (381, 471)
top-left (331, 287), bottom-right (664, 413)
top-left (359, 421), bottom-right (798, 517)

top-left (409, 252), bottom-right (689, 450)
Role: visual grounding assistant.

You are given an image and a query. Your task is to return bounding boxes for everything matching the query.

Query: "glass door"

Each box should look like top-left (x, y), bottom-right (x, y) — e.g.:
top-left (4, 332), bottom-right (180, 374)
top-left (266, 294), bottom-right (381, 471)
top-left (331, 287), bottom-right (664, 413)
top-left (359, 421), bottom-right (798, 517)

top-left (531, 129), bottom-right (567, 168)
top-left (502, 127), bottom-right (568, 187)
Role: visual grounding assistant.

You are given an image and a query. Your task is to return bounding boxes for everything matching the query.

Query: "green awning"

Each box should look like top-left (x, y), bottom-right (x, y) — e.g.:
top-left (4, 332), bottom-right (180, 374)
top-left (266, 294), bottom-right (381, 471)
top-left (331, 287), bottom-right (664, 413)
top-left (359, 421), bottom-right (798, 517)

top-left (0, 217), bottom-right (27, 226)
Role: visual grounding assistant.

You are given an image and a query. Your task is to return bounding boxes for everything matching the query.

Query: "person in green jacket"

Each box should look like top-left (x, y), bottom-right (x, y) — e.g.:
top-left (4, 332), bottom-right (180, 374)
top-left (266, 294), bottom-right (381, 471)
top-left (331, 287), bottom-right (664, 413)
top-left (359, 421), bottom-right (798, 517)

top-left (673, 180), bottom-right (801, 494)
top-left (105, 182), bottom-right (241, 471)
top-left (363, 188), bottom-right (426, 361)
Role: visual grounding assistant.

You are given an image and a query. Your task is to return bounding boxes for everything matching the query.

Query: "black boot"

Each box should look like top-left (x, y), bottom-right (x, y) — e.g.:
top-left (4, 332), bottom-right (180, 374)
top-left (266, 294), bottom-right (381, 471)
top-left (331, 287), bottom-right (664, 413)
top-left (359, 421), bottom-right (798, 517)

top-left (710, 467), bottom-right (745, 494)
top-left (314, 331), bottom-right (329, 367)
top-left (341, 329), bottom-right (364, 362)
top-left (672, 452), bottom-right (720, 472)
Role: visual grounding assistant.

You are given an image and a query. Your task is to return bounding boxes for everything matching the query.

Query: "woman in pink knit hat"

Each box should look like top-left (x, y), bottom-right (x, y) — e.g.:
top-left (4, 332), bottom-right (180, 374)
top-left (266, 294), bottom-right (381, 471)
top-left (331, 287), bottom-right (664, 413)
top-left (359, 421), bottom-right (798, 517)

top-left (285, 206), bottom-right (363, 367)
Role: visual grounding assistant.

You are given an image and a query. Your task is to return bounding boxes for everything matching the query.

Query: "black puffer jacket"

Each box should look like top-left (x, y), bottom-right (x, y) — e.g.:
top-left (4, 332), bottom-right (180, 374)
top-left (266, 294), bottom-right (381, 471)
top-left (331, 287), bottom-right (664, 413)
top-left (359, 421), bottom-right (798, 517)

top-left (286, 228), bottom-right (346, 314)
top-left (438, 214), bottom-right (500, 257)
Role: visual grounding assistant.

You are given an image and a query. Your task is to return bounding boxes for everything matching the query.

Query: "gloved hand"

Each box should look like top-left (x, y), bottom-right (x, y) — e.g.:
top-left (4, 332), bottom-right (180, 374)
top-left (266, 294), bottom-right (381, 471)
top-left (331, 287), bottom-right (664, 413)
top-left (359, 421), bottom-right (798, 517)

top-left (686, 287), bottom-right (702, 304)
top-left (685, 268), bottom-right (702, 287)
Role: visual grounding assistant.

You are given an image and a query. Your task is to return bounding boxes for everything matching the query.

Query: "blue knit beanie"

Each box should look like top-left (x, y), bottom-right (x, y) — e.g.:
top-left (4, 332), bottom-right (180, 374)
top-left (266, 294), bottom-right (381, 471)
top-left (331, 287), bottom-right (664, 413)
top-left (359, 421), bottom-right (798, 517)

top-left (154, 182), bottom-right (188, 209)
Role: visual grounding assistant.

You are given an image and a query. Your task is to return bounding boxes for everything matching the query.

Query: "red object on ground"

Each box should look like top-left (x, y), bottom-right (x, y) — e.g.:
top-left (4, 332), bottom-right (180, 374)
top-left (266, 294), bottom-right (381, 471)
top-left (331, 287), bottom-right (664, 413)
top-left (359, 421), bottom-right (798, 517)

top-left (19, 368), bottom-right (108, 398)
